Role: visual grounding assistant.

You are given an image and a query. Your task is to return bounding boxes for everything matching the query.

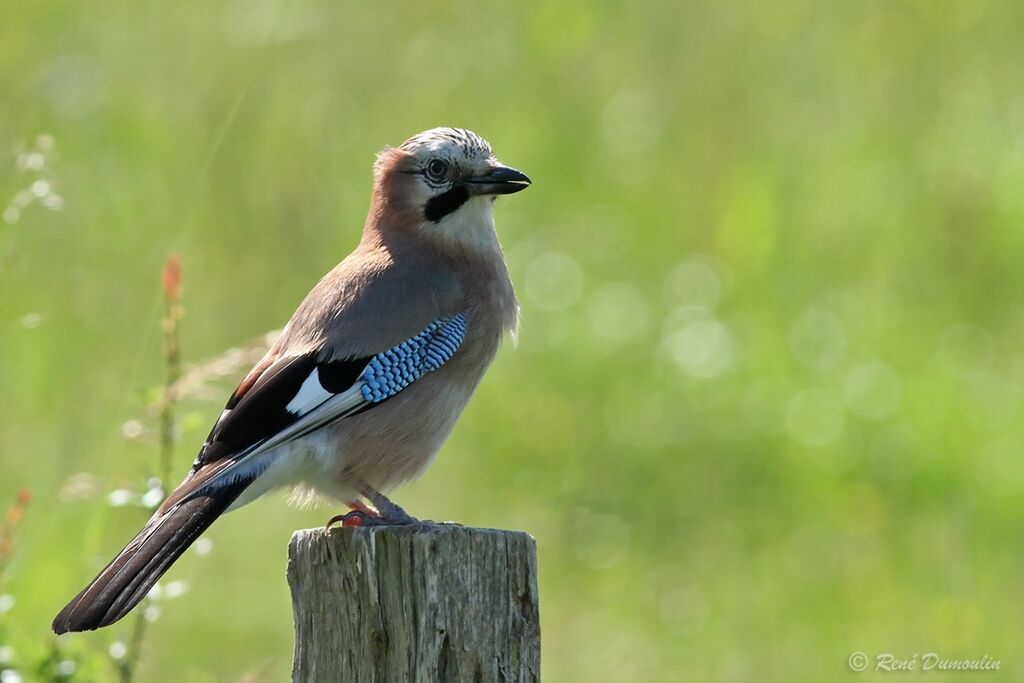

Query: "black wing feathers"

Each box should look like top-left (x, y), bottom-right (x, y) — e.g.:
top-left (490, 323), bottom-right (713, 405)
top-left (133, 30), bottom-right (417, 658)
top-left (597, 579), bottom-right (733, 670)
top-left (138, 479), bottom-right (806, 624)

top-left (317, 356), bottom-right (369, 393)
top-left (196, 355), bottom-right (315, 467)
top-left (194, 354), bottom-right (372, 470)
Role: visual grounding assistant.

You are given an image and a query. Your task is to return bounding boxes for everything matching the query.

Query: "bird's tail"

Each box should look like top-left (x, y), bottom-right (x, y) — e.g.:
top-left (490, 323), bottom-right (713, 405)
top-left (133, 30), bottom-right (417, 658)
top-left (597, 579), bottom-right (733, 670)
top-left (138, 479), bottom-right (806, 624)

top-left (52, 479), bottom-right (250, 634)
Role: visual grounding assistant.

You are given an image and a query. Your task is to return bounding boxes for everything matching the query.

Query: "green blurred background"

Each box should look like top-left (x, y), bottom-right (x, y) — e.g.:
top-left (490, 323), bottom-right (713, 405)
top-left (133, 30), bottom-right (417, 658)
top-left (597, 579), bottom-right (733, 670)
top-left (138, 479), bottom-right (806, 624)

top-left (3, 2), bottom-right (1024, 681)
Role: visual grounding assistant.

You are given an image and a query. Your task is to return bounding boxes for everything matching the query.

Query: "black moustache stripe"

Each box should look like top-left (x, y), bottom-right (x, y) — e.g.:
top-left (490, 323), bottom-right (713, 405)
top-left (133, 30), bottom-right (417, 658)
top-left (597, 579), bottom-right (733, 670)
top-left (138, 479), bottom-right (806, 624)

top-left (424, 185), bottom-right (470, 222)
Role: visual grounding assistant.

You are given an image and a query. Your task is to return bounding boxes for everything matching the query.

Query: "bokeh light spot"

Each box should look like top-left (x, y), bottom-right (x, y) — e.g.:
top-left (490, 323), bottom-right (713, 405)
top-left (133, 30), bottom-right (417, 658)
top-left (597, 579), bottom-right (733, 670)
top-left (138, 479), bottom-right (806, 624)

top-left (663, 255), bottom-right (726, 312)
top-left (788, 308), bottom-right (847, 370)
top-left (664, 319), bottom-right (735, 379)
top-left (785, 390), bottom-right (845, 447)
top-left (842, 360), bottom-right (903, 421)
top-left (573, 508), bottom-right (631, 569)
top-left (19, 313), bottom-right (41, 329)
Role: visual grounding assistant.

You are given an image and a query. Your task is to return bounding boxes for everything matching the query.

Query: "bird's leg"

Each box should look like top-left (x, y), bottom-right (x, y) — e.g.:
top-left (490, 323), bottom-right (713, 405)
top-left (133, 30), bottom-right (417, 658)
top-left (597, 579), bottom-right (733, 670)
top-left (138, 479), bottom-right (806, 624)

top-left (355, 483), bottom-right (419, 526)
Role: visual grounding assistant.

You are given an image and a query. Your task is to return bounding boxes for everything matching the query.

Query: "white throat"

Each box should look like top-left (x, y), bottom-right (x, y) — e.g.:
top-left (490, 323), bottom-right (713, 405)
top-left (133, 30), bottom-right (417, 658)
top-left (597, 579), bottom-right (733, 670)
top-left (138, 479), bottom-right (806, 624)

top-left (430, 195), bottom-right (500, 253)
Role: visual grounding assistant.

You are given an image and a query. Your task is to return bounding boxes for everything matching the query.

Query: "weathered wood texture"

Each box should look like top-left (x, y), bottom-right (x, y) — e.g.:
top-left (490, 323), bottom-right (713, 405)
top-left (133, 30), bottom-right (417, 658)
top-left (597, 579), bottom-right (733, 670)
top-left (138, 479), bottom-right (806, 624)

top-left (288, 525), bottom-right (540, 683)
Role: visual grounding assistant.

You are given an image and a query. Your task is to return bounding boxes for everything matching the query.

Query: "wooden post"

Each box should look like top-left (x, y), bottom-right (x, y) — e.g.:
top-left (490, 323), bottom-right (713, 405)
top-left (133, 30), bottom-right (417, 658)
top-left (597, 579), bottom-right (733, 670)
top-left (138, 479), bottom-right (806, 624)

top-left (287, 525), bottom-right (540, 683)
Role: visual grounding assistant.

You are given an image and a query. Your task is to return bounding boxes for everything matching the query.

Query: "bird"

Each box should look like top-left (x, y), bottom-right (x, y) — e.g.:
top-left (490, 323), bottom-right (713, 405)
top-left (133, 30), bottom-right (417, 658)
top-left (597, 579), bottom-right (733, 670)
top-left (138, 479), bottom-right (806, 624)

top-left (53, 127), bottom-right (531, 634)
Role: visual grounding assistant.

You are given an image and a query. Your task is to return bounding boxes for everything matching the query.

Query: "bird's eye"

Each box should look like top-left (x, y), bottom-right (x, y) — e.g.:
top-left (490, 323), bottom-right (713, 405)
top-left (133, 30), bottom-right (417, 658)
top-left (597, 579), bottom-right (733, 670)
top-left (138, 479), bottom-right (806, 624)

top-left (425, 159), bottom-right (448, 182)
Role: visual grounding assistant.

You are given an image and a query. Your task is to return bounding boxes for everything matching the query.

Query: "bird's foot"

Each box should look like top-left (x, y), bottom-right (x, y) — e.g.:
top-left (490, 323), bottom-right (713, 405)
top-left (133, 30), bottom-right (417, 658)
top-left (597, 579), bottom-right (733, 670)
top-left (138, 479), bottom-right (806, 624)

top-left (325, 500), bottom-right (380, 529)
top-left (324, 488), bottom-right (419, 529)
top-left (324, 509), bottom-right (377, 528)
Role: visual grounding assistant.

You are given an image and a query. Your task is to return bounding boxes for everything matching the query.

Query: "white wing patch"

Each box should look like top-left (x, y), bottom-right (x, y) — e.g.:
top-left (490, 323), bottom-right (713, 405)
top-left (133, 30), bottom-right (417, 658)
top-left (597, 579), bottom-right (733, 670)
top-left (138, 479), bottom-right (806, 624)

top-left (285, 368), bottom-right (333, 415)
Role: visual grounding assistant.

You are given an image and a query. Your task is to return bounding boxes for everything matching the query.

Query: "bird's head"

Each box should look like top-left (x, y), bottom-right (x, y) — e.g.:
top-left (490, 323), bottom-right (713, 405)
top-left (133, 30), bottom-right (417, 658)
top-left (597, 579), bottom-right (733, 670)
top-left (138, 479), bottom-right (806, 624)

top-left (370, 128), bottom-right (530, 252)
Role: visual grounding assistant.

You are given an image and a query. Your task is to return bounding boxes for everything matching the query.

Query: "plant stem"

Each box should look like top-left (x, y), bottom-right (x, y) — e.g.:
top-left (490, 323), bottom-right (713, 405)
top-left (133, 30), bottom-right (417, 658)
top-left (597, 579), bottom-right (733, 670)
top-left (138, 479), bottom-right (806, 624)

top-left (158, 256), bottom-right (183, 492)
top-left (119, 609), bottom-right (149, 683)
top-left (120, 256), bottom-right (183, 683)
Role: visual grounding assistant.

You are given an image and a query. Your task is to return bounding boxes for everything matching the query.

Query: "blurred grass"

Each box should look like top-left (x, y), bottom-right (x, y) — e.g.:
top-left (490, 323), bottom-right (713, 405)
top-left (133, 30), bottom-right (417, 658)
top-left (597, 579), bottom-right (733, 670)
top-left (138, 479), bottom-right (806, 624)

top-left (3, 1), bottom-right (1024, 681)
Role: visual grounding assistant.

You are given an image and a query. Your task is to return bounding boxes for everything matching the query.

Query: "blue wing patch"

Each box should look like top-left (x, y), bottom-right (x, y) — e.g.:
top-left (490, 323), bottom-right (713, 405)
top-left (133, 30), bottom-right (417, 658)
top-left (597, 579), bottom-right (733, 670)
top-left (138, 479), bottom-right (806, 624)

top-left (359, 313), bottom-right (468, 402)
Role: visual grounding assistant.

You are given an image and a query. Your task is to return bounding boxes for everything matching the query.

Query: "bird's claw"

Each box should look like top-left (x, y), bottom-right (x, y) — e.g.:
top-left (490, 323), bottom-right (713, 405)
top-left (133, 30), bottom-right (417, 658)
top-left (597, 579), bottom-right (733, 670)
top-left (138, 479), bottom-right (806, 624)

top-left (325, 510), bottom-right (388, 528)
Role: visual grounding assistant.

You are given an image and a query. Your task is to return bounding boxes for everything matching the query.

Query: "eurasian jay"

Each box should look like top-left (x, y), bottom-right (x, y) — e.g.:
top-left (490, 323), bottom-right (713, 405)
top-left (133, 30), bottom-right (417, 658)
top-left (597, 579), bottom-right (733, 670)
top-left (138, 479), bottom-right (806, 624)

top-left (53, 127), bottom-right (530, 633)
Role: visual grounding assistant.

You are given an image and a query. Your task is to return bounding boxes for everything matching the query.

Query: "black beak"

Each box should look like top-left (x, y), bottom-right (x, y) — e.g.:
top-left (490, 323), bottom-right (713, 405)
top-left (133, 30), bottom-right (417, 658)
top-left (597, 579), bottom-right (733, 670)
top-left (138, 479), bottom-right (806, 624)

top-left (462, 165), bottom-right (532, 196)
